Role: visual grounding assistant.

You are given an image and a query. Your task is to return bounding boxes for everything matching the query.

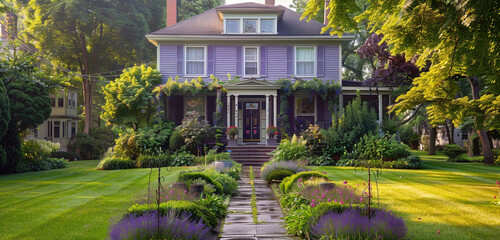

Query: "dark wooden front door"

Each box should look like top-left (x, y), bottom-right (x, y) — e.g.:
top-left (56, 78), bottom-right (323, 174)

top-left (243, 102), bottom-right (260, 141)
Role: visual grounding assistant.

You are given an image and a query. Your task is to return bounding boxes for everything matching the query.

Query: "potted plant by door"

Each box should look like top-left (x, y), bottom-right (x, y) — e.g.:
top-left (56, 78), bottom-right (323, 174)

top-left (227, 126), bottom-right (238, 146)
top-left (266, 125), bottom-right (279, 146)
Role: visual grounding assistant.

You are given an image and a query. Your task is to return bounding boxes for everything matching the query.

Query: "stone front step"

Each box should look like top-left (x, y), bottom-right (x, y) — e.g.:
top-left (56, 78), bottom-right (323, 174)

top-left (227, 145), bottom-right (276, 166)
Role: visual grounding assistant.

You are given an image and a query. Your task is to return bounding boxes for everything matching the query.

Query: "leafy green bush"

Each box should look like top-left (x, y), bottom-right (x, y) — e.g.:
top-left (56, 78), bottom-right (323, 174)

top-left (69, 127), bottom-right (117, 160)
top-left (136, 120), bottom-right (174, 155)
top-left (50, 151), bottom-right (81, 161)
top-left (208, 170), bottom-right (239, 196)
top-left (176, 114), bottom-right (213, 155)
top-left (280, 171), bottom-right (330, 194)
top-left (136, 154), bottom-right (171, 168)
top-left (261, 160), bottom-right (310, 182)
top-left (283, 205), bottom-right (315, 237)
top-left (325, 92), bottom-right (378, 160)
top-left (172, 152), bottom-right (195, 166)
top-left (21, 139), bottom-right (60, 163)
top-left (443, 144), bottom-right (466, 161)
top-left (16, 158), bottom-right (66, 173)
top-left (337, 157), bottom-right (422, 169)
top-left (194, 150), bottom-right (231, 165)
top-left (300, 124), bottom-right (326, 156)
top-left (168, 130), bottom-right (184, 152)
top-left (98, 156), bottom-right (135, 170)
top-left (268, 169), bottom-right (294, 183)
top-left (197, 194), bottom-right (228, 220)
top-left (178, 172), bottom-right (224, 195)
top-left (127, 200), bottom-right (219, 229)
top-left (308, 154), bottom-right (335, 166)
top-left (271, 135), bottom-right (310, 161)
top-left (354, 134), bottom-right (411, 161)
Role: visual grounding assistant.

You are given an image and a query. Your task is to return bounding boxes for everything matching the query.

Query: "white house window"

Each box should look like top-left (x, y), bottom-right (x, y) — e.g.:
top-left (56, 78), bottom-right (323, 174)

top-left (243, 19), bottom-right (257, 33)
top-left (295, 46), bottom-right (316, 76)
top-left (244, 47), bottom-right (259, 76)
top-left (226, 19), bottom-right (240, 33)
top-left (185, 46), bottom-right (206, 76)
top-left (185, 96), bottom-right (206, 120)
top-left (260, 19), bottom-right (275, 33)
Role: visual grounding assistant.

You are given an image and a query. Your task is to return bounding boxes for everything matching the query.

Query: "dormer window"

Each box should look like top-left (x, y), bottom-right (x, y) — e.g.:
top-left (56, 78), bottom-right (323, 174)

top-left (243, 19), bottom-right (257, 33)
top-left (223, 14), bottom-right (277, 34)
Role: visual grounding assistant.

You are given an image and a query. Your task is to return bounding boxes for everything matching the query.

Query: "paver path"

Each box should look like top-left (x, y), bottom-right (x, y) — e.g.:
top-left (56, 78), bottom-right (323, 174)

top-left (220, 166), bottom-right (296, 240)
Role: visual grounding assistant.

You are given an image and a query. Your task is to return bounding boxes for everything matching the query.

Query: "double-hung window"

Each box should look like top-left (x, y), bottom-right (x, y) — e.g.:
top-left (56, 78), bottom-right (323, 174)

top-left (226, 19), bottom-right (240, 33)
top-left (185, 46), bottom-right (206, 76)
top-left (260, 19), bottom-right (275, 34)
top-left (244, 47), bottom-right (259, 76)
top-left (295, 46), bottom-right (316, 76)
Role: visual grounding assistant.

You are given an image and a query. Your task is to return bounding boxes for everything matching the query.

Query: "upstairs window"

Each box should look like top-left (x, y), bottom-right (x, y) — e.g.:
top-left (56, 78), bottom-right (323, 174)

top-left (185, 46), bottom-right (206, 76)
top-left (226, 19), bottom-right (240, 33)
top-left (295, 46), bottom-right (316, 76)
top-left (243, 19), bottom-right (257, 33)
top-left (244, 47), bottom-right (259, 76)
top-left (260, 19), bottom-right (275, 34)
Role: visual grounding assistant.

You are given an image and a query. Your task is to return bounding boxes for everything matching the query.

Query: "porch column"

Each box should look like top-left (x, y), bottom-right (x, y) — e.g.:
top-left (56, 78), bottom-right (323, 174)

top-left (234, 94), bottom-right (239, 131)
top-left (378, 93), bottom-right (383, 127)
top-left (265, 94), bottom-right (270, 139)
top-left (273, 94), bottom-right (277, 127)
top-left (226, 95), bottom-right (231, 139)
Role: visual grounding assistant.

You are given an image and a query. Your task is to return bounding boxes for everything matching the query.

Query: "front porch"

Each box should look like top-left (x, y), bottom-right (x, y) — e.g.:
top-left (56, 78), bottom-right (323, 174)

top-left (225, 80), bottom-right (281, 145)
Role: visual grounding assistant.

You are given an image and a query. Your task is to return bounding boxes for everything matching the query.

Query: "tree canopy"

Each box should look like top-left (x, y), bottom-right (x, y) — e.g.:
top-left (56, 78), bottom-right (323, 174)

top-left (178, 0), bottom-right (224, 21)
top-left (101, 65), bottom-right (162, 131)
top-left (304, 0), bottom-right (499, 163)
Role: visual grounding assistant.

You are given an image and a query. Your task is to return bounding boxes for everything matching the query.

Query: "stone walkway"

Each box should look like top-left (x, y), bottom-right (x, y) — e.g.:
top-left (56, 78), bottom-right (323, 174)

top-left (220, 166), bottom-right (295, 240)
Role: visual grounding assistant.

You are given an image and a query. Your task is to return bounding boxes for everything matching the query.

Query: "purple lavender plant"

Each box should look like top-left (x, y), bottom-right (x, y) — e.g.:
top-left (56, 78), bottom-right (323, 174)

top-left (311, 208), bottom-right (407, 239)
top-left (109, 210), bottom-right (213, 240)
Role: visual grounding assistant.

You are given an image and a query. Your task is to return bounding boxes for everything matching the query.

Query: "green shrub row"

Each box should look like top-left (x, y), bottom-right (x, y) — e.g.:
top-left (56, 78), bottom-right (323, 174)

top-left (268, 169), bottom-right (294, 183)
top-left (127, 200), bottom-right (218, 229)
top-left (50, 151), bottom-right (81, 161)
top-left (16, 158), bottom-right (66, 173)
top-left (136, 154), bottom-right (171, 168)
top-left (178, 172), bottom-right (224, 195)
top-left (100, 157), bottom-right (135, 170)
top-left (280, 171), bottom-right (330, 194)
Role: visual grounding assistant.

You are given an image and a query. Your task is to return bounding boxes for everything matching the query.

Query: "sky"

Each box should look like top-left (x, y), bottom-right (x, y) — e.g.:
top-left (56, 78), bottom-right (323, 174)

top-left (225, 0), bottom-right (295, 10)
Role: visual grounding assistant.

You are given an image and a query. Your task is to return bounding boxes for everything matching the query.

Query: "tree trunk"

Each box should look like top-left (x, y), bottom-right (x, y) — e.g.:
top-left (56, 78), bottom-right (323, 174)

top-left (450, 123), bottom-right (455, 144)
top-left (445, 122), bottom-right (452, 145)
top-left (81, 33), bottom-right (93, 134)
top-left (473, 135), bottom-right (481, 156)
top-left (468, 129), bottom-right (474, 157)
top-left (429, 126), bottom-right (437, 155)
top-left (468, 76), bottom-right (494, 164)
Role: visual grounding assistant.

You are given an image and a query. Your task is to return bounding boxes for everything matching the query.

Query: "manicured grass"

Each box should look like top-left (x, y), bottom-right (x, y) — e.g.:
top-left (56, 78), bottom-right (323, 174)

top-left (0, 161), bottom-right (188, 240)
top-left (312, 151), bottom-right (500, 240)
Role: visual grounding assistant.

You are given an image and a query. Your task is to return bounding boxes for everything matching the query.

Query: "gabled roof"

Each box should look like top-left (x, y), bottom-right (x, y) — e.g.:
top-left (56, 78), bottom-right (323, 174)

top-left (148, 2), bottom-right (346, 37)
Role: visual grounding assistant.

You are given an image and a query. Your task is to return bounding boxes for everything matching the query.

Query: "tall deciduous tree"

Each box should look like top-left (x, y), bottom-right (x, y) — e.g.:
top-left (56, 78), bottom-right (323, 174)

top-left (304, 0), bottom-right (499, 164)
top-left (15, 0), bottom-right (165, 134)
top-left (101, 65), bottom-right (161, 131)
top-left (177, 0), bottom-right (224, 21)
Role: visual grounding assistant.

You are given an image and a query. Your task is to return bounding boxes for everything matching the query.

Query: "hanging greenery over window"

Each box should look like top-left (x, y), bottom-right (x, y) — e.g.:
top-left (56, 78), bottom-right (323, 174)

top-left (277, 79), bottom-right (341, 135)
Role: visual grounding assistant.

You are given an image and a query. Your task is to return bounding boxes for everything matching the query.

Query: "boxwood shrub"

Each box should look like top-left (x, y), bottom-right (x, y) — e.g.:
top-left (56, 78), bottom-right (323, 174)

top-left (443, 144), bottom-right (466, 161)
top-left (50, 151), bottom-right (81, 161)
top-left (178, 172), bottom-right (224, 195)
top-left (279, 171), bottom-right (330, 194)
top-left (267, 169), bottom-right (294, 183)
top-left (136, 154), bottom-right (171, 168)
top-left (127, 200), bottom-right (219, 229)
top-left (99, 157), bottom-right (135, 170)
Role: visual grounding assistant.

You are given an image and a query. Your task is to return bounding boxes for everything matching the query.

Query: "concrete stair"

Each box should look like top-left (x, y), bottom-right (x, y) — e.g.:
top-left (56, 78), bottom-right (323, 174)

top-left (227, 145), bottom-right (276, 166)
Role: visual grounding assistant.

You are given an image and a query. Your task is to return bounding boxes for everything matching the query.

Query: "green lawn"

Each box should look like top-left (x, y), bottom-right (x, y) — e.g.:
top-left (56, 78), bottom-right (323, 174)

top-left (313, 151), bottom-right (500, 240)
top-left (0, 161), bottom-right (187, 240)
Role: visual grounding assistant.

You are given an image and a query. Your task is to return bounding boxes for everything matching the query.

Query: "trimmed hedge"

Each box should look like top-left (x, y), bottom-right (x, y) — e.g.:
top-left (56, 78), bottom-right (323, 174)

top-left (209, 171), bottom-right (239, 196)
top-left (178, 172), bottom-right (224, 195)
top-left (280, 171), bottom-right (330, 194)
top-left (100, 157), bottom-right (135, 170)
top-left (16, 158), bottom-right (66, 173)
top-left (267, 169), bottom-right (294, 183)
top-left (127, 200), bottom-right (219, 229)
top-left (136, 154), bottom-right (171, 168)
top-left (50, 151), bottom-right (81, 161)
top-left (443, 144), bottom-right (466, 161)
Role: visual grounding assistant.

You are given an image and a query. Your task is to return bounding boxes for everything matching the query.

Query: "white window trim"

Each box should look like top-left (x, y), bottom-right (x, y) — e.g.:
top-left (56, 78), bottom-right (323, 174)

top-left (294, 95), bottom-right (317, 123)
top-left (184, 46), bottom-right (207, 77)
top-left (223, 16), bottom-right (278, 34)
top-left (243, 46), bottom-right (260, 77)
top-left (294, 46), bottom-right (317, 77)
top-left (260, 18), bottom-right (277, 35)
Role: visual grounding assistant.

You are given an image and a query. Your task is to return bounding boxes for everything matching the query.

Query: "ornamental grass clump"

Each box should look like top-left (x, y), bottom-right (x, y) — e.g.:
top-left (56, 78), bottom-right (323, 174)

top-left (311, 208), bottom-right (407, 240)
top-left (109, 211), bottom-right (212, 240)
top-left (261, 160), bottom-right (310, 183)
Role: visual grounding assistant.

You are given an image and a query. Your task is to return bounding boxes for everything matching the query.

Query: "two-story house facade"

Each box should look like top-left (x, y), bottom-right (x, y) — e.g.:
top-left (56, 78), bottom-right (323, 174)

top-left (146, 1), bottom-right (393, 145)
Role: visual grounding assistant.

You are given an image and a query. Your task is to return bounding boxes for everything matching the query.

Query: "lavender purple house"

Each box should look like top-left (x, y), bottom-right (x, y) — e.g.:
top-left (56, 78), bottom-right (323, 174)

top-left (146, 1), bottom-right (392, 145)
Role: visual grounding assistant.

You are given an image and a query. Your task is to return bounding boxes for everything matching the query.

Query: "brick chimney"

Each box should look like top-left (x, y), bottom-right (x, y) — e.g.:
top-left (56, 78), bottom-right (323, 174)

top-left (166, 0), bottom-right (177, 27)
top-left (324, 0), bottom-right (330, 25)
top-left (1, 12), bottom-right (17, 41)
top-left (265, 0), bottom-right (275, 6)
